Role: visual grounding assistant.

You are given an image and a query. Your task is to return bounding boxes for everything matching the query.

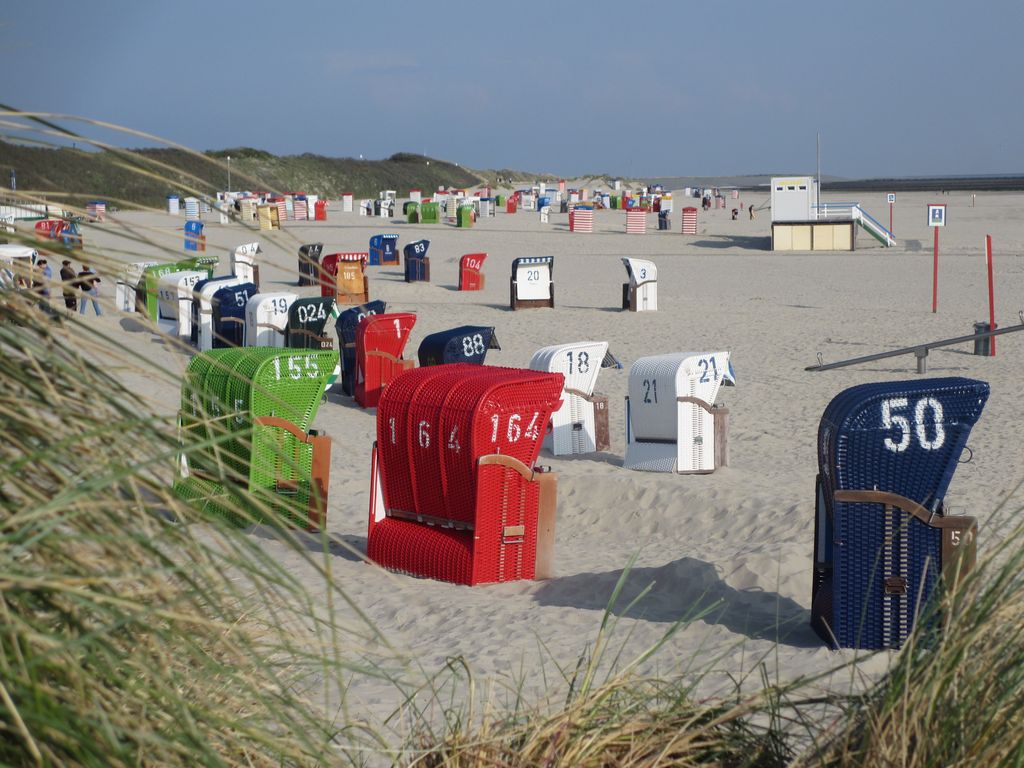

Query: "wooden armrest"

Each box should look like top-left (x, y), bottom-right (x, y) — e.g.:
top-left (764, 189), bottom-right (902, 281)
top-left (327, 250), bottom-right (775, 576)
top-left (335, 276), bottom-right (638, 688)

top-left (677, 395), bottom-right (715, 414)
top-left (253, 416), bottom-right (311, 441)
top-left (477, 453), bottom-right (535, 480)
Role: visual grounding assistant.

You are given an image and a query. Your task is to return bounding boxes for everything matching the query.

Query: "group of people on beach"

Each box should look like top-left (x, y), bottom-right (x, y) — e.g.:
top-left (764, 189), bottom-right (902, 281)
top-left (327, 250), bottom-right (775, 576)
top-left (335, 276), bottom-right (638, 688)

top-left (18, 259), bottom-right (101, 317)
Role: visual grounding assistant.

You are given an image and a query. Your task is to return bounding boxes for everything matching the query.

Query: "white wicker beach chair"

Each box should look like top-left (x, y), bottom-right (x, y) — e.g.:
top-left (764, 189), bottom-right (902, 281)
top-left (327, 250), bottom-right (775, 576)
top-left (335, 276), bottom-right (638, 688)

top-left (245, 292), bottom-right (298, 348)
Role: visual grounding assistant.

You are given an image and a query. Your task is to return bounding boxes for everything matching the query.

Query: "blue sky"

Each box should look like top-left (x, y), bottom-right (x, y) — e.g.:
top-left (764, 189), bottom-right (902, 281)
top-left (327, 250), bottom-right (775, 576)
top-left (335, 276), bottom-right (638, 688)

top-left (3, 1), bottom-right (1023, 178)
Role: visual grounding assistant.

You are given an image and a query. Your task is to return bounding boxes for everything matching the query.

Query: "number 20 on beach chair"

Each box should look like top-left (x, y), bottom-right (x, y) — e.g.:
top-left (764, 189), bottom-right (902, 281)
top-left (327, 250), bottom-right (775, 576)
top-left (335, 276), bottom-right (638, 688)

top-left (811, 377), bottom-right (988, 649)
top-left (510, 256), bottom-right (554, 310)
top-left (367, 364), bottom-right (564, 585)
top-left (623, 352), bottom-right (735, 473)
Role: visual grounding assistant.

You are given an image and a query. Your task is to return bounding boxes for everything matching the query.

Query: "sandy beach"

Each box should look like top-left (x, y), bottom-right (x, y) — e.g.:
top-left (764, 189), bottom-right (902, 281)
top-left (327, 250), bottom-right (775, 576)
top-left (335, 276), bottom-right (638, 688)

top-left (47, 186), bottom-right (1024, 728)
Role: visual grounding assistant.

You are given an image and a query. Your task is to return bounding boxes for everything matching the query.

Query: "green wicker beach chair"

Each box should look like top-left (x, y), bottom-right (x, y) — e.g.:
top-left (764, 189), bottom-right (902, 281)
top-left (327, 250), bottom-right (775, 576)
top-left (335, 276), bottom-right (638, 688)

top-left (174, 347), bottom-right (337, 530)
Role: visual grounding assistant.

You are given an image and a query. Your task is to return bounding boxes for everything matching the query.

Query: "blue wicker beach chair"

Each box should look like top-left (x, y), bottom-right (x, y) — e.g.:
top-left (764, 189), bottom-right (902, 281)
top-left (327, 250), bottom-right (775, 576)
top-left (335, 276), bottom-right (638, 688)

top-left (417, 325), bottom-right (499, 367)
top-left (211, 282), bottom-right (257, 348)
top-left (811, 377), bottom-right (989, 649)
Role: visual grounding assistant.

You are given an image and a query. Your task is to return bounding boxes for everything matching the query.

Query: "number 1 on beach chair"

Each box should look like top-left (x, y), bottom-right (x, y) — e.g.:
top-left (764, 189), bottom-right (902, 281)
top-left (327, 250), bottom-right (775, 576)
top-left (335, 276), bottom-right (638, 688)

top-left (354, 312), bottom-right (416, 408)
top-left (335, 301), bottom-right (387, 396)
top-left (624, 352), bottom-right (735, 473)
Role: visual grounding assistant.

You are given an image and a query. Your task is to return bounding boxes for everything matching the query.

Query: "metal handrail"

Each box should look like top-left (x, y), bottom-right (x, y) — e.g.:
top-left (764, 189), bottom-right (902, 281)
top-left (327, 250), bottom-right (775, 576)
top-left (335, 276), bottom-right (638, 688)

top-left (807, 311), bottom-right (1024, 373)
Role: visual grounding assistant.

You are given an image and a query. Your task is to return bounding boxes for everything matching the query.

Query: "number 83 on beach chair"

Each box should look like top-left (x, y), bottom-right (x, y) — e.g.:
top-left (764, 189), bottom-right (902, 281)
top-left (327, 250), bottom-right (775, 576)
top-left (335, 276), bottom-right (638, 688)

top-left (623, 352), bottom-right (735, 473)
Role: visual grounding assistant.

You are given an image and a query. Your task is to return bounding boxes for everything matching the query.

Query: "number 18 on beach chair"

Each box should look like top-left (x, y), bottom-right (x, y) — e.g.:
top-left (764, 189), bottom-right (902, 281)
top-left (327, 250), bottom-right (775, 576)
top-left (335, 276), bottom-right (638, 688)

top-left (529, 341), bottom-right (621, 455)
top-left (623, 352), bottom-right (735, 473)
top-left (811, 377), bottom-right (989, 649)
top-left (367, 364), bottom-right (565, 584)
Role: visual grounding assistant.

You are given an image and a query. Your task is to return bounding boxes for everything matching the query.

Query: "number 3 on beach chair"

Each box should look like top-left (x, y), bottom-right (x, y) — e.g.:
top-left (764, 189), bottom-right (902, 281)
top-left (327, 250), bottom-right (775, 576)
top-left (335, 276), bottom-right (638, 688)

top-left (621, 258), bottom-right (657, 312)
top-left (510, 256), bottom-right (554, 310)
top-left (529, 341), bottom-right (620, 455)
top-left (623, 352), bottom-right (735, 473)
top-left (811, 377), bottom-right (988, 649)
top-left (366, 365), bottom-right (564, 585)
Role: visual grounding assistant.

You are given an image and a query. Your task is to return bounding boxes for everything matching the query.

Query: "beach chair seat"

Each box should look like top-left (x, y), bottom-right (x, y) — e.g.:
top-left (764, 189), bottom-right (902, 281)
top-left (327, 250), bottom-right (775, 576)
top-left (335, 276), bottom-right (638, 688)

top-left (621, 258), bottom-right (657, 312)
top-left (320, 252), bottom-right (369, 305)
top-left (335, 300), bottom-right (387, 396)
top-left (157, 270), bottom-right (206, 339)
top-left (231, 242), bottom-right (261, 289)
top-left (354, 312), bottom-right (416, 408)
top-left (369, 234), bottom-right (400, 266)
top-left (403, 240), bottom-right (431, 282)
top-left (245, 292), bottom-right (297, 347)
top-left (510, 256), bottom-right (554, 310)
top-left (174, 348), bottom-right (336, 530)
top-left (458, 253), bottom-right (486, 291)
top-left (367, 364), bottom-right (564, 584)
top-left (529, 342), bottom-right (620, 455)
top-left (297, 243), bottom-right (324, 288)
top-left (811, 377), bottom-right (989, 649)
top-left (623, 352), bottom-right (735, 473)
top-left (417, 325), bottom-right (499, 367)
top-left (211, 282), bottom-right (257, 348)
top-left (285, 296), bottom-right (337, 350)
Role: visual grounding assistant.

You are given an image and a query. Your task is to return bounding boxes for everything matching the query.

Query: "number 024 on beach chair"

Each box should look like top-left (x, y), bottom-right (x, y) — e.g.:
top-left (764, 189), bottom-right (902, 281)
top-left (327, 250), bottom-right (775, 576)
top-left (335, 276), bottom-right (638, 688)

top-left (623, 352), bottom-right (735, 473)
top-left (811, 377), bottom-right (989, 649)
top-left (367, 364), bottom-right (564, 585)
top-left (173, 348), bottom-right (336, 530)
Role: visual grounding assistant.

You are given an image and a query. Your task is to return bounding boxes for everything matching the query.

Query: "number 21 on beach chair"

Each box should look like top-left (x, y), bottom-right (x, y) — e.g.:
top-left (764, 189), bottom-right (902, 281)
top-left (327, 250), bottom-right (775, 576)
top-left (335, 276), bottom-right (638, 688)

top-left (621, 258), bottom-right (657, 312)
top-left (510, 256), bottom-right (554, 310)
top-left (811, 377), bottom-right (988, 649)
top-left (529, 341), bottom-right (621, 455)
top-left (354, 312), bottom-right (416, 408)
top-left (459, 253), bottom-right (487, 291)
top-left (623, 352), bottom-right (735, 473)
top-left (366, 364), bottom-right (565, 585)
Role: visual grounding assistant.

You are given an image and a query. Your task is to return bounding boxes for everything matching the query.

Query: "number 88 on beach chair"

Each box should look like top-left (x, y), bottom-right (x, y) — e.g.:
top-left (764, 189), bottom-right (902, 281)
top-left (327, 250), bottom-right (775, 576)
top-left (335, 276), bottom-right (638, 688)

top-left (812, 377), bottom-right (989, 649)
top-left (367, 364), bottom-right (565, 585)
top-left (623, 352), bottom-right (735, 473)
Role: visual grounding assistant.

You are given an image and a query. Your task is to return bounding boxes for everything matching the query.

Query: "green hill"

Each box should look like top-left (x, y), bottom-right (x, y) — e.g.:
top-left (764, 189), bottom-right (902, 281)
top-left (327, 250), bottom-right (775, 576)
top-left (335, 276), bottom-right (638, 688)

top-left (0, 141), bottom-right (485, 209)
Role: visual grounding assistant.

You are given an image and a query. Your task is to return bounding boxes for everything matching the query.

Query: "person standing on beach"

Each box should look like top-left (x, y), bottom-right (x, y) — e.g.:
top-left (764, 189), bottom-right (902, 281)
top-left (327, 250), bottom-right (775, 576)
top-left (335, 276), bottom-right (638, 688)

top-left (748, 204), bottom-right (755, 220)
top-left (60, 259), bottom-right (77, 315)
top-left (77, 264), bottom-right (101, 316)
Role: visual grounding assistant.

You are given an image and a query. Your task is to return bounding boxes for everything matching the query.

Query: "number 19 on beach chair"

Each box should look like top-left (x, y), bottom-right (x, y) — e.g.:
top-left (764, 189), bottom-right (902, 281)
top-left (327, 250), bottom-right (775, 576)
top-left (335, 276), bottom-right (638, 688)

top-left (510, 256), bottom-right (554, 310)
top-left (367, 364), bottom-right (565, 584)
top-left (811, 377), bottom-right (989, 649)
top-left (529, 341), bottom-right (621, 455)
top-left (623, 352), bottom-right (735, 473)
top-left (245, 292), bottom-right (297, 348)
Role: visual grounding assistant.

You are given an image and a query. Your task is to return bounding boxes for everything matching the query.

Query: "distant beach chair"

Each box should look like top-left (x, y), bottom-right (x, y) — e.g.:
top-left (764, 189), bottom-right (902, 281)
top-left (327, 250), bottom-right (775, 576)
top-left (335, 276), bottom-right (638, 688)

top-left (231, 242), bottom-right (260, 289)
top-left (320, 252), bottom-right (369, 305)
top-left (297, 243), bottom-right (323, 287)
top-left (354, 312), bottom-right (416, 409)
top-left (157, 270), bottom-right (206, 339)
top-left (184, 220), bottom-right (205, 252)
top-left (510, 256), bottom-right (554, 310)
top-left (369, 234), bottom-right (400, 266)
top-left (417, 325), bottom-right (500, 367)
top-left (116, 262), bottom-right (155, 313)
top-left (623, 352), bottom-right (735, 473)
top-left (621, 258), bottom-right (657, 312)
top-left (459, 252), bottom-right (487, 291)
top-left (529, 341), bottom-right (620, 455)
top-left (366, 364), bottom-right (564, 584)
top-left (173, 347), bottom-right (336, 530)
top-left (404, 239), bottom-right (430, 282)
top-left (811, 377), bottom-right (988, 649)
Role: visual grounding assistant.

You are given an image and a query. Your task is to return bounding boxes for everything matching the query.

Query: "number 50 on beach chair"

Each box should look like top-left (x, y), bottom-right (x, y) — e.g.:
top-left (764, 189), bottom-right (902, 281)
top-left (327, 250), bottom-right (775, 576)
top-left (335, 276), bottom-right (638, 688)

top-left (811, 377), bottom-right (988, 649)
top-left (624, 352), bottom-right (735, 473)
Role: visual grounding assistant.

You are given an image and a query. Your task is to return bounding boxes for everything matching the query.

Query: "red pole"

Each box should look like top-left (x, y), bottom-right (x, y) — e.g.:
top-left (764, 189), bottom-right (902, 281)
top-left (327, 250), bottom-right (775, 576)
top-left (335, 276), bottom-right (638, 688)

top-left (932, 227), bottom-right (939, 313)
top-left (986, 234), bottom-right (996, 356)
